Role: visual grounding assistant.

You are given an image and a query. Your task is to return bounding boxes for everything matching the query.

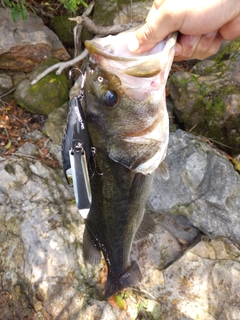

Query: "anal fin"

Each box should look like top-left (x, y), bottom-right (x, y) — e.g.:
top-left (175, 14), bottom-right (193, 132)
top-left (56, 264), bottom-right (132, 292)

top-left (134, 211), bottom-right (155, 241)
top-left (83, 226), bottom-right (101, 266)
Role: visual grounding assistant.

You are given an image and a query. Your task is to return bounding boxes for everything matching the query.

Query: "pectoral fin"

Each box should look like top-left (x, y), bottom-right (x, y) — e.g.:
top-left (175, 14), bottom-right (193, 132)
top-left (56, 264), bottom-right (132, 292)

top-left (155, 161), bottom-right (170, 180)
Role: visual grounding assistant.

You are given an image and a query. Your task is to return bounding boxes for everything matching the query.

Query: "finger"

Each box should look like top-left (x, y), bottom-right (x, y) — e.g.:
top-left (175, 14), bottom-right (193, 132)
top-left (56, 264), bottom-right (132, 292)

top-left (128, 3), bottom-right (180, 53)
top-left (175, 34), bottom-right (202, 59)
top-left (174, 31), bottom-right (222, 61)
top-left (220, 14), bottom-right (240, 40)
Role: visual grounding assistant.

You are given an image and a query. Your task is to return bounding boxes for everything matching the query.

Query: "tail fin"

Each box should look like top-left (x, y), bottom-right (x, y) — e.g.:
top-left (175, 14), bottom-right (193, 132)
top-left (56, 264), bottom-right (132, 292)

top-left (104, 261), bottom-right (142, 298)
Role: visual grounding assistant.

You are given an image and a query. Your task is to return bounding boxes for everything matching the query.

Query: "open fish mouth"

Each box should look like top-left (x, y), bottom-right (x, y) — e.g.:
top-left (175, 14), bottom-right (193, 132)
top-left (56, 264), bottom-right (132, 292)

top-left (85, 30), bottom-right (177, 94)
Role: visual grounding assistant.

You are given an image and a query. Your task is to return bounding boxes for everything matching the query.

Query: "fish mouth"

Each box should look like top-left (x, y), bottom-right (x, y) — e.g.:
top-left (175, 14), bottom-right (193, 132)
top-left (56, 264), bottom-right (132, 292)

top-left (85, 31), bottom-right (177, 79)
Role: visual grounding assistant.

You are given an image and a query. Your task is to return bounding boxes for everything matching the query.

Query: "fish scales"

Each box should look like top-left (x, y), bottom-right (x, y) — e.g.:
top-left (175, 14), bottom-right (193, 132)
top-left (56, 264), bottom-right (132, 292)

top-left (82, 28), bottom-right (176, 298)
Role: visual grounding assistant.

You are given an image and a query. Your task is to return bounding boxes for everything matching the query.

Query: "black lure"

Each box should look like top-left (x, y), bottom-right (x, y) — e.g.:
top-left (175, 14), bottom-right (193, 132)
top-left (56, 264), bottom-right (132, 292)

top-left (62, 90), bottom-right (94, 219)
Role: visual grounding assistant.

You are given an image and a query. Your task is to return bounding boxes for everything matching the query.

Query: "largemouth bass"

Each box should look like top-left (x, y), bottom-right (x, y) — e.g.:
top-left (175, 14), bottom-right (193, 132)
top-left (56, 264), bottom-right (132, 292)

top-left (82, 29), bottom-right (176, 298)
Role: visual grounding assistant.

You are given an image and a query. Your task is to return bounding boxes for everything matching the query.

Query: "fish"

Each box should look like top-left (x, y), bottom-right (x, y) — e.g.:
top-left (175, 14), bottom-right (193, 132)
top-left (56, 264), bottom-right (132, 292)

top-left (82, 28), bottom-right (177, 298)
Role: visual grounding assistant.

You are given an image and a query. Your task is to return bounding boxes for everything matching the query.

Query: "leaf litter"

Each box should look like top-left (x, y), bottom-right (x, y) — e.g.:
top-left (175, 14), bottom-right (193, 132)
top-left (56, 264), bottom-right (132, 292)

top-left (0, 100), bottom-right (60, 168)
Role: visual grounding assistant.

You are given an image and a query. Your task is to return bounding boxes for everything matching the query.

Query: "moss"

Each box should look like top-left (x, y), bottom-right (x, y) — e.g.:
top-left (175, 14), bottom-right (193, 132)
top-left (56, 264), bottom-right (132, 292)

top-left (214, 38), bottom-right (240, 64)
top-left (5, 163), bottom-right (15, 175)
top-left (51, 16), bottom-right (76, 47)
top-left (16, 58), bottom-right (70, 115)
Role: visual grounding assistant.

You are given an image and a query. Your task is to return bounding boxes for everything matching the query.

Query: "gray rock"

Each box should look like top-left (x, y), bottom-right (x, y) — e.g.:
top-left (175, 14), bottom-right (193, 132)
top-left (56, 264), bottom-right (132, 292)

top-left (0, 73), bottom-right (13, 95)
top-left (0, 8), bottom-right (70, 72)
top-left (148, 129), bottom-right (240, 244)
top-left (0, 129), bottom-right (240, 319)
top-left (45, 102), bottom-right (69, 144)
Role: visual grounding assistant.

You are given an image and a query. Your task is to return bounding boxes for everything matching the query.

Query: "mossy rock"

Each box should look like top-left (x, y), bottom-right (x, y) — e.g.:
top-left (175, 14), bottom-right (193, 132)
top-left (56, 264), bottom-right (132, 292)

top-left (169, 39), bottom-right (240, 155)
top-left (92, 0), bottom-right (148, 26)
top-left (14, 58), bottom-right (70, 115)
top-left (51, 16), bottom-right (76, 47)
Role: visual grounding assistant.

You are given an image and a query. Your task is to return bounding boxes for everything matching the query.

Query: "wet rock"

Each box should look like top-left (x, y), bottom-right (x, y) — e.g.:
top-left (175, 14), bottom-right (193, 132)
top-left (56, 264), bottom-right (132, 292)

top-left (0, 8), bottom-right (70, 72)
top-left (14, 58), bottom-right (69, 115)
top-left (169, 39), bottom-right (240, 155)
top-left (148, 129), bottom-right (240, 245)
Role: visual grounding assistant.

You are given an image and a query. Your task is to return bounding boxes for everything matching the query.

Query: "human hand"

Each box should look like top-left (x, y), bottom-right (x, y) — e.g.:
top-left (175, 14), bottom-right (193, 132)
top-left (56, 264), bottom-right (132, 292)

top-left (128, 0), bottom-right (240, 60)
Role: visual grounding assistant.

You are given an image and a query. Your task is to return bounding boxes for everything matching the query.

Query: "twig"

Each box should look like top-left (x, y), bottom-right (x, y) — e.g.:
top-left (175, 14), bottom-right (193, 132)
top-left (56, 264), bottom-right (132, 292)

top-left (70, 1), bottom-right (95, 57)
top-left (0, 87), bottom-right (16, 99)
top-left (30, 49), bottom-right (88, 85)
top-left (13, 152), bottom-right (38, 159)
top-left (4, 127), bottom-right (11, 143)
top-left (0, 128), bottom-right (11, 156)
top-left (30, 0), bottom-right (55, 18)
top-left (9, 112), bottom-right (29, 129)
top-left (31, 3), bottom-right (140, 86)
top-left (78, 16), bottom-right (139, 36)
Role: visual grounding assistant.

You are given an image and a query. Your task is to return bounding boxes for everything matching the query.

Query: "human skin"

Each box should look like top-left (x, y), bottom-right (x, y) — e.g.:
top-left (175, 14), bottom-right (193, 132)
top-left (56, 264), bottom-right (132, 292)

top-left (128, 0), bottom-right (240, 60)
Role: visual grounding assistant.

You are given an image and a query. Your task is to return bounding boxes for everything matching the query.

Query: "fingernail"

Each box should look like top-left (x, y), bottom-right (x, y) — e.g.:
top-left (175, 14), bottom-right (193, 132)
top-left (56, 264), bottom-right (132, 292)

top-left (127, 36), bottom-right (139, 52)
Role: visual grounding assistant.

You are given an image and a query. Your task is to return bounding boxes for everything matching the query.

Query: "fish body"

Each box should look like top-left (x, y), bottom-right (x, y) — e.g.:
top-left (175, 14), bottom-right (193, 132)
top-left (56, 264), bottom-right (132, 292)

top-left (82, 29), bottom-right (176, 297)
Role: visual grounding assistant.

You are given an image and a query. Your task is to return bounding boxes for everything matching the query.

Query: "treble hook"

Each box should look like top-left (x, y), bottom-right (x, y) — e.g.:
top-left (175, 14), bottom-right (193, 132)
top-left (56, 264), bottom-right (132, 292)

top-left (69, 68), bottom-right (86, 100)
top-left (69, 67), bottom-right (82, 79)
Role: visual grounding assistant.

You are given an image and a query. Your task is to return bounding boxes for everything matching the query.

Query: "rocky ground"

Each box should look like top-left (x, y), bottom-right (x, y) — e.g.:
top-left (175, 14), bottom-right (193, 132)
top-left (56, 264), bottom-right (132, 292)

top-left (0, 2), bottom-right (240, 319)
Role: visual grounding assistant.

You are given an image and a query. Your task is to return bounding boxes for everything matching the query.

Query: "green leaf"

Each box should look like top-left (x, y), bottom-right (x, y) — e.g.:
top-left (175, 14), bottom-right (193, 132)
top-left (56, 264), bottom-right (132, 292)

top-left (11, 7), bottom-right (21, 22)
top-left (21, 6), bottom-right (28, 21)
top-left (4, 140), bottom-right (12, 149)
top-left (81, 1), bottom-right (88, 8)
top-left (4, 0), bottom-right (12, 7)
top-left (114, 294), bottom-right (125, 309)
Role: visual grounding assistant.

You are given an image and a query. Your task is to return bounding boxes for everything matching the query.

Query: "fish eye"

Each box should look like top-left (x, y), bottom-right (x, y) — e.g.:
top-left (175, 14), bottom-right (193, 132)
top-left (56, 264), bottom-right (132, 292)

top-left (102, 90), bottom-right (118, 107)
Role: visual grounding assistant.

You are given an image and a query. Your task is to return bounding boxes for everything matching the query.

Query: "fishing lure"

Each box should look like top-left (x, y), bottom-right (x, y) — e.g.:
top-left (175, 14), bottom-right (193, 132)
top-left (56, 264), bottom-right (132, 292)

top-left (62, 72), bottom-right (94, 219)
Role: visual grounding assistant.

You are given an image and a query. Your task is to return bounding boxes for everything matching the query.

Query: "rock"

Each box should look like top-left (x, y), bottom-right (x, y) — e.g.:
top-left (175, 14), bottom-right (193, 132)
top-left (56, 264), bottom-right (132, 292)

top-left (0, 129), bottom-right (240, 319)
top-left (51, 16), bottom-right (76, 47)
top-left (0, 73), bottom-right (13, 96)
top-left (148, 129), bottom-right (240, 245)
top-left (156, 238), bottom-right (240, 320)
top-left (0, 8), bottom-right (70, 72)
top-left (93, 0), bottom-right (150, 26)
top-left (14, 58), bottom-right (69, 115)
top-left (45, 102), bottom-right (69, 144)
top-left (113, 1), bottom-right (152, 24)
top-left (169, 39), bottom-right (240, 156)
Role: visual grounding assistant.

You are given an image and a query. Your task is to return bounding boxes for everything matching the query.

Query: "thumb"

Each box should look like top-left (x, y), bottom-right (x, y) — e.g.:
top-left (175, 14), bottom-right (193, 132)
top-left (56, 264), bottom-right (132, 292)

top-left (128, 23), bottom-right (158, 53)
